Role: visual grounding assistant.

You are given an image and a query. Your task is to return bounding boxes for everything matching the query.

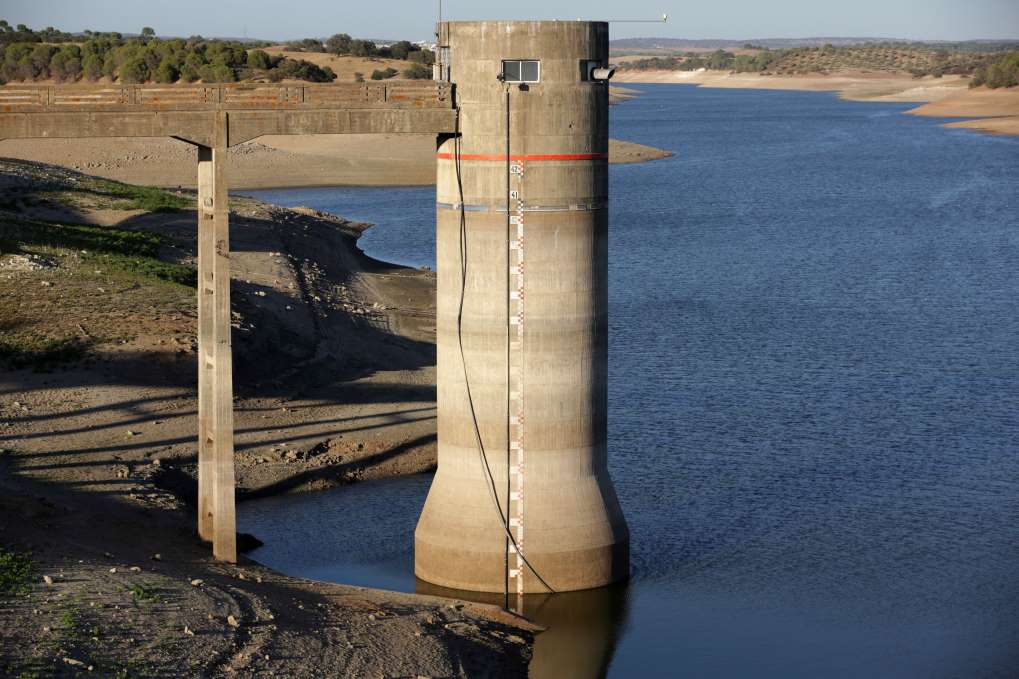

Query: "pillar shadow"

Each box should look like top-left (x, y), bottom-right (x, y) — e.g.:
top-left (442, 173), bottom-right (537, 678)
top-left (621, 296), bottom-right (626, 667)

top-left (0, 454), bottom-right (530, 677)
top-left (417, 580), bottom-right (632, 679)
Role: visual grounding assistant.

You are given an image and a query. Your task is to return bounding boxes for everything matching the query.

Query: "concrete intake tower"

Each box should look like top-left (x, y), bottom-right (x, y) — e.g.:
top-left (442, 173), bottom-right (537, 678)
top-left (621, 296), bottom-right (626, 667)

top-left (414, 20), bottom-right (629, 595)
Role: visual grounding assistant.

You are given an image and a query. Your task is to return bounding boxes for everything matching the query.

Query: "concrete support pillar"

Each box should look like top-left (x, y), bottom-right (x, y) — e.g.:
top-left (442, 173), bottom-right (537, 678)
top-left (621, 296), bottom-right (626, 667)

top-left (195, 112), bottom-right (236, 563)
top-left (415, 21), bottom-right (628, 595)
top-left (196, 146), bottom-right (215, 543)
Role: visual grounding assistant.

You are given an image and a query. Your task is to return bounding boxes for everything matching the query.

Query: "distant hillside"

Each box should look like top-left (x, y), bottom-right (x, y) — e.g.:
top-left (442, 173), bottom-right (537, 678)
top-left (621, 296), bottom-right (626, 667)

top-left (615, 44), bottom-right (1019, 85)
top-left (612, 37), bottom-right (893, 51)
top-left (611, 37), bottom-right (1019, 54)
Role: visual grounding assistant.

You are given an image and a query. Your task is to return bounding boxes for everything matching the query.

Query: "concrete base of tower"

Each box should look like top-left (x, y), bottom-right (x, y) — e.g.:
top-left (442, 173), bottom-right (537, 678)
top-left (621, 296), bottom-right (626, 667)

top-left (414, 468), bottom-right (630, 593)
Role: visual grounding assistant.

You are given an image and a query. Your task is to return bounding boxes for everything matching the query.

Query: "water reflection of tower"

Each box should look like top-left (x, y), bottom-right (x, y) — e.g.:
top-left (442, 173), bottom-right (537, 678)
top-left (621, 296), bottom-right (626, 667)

top-left (417, 579), bottom-right (632, 679)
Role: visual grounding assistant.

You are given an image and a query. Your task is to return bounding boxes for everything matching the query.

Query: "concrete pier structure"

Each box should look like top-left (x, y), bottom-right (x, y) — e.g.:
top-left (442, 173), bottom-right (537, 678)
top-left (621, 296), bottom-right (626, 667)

top-left (415, 21), bottom-right (629, 594)
top-left (0, 80), bottom-right (456, 563)
top-left (0, 28), bottom-right (629, 581)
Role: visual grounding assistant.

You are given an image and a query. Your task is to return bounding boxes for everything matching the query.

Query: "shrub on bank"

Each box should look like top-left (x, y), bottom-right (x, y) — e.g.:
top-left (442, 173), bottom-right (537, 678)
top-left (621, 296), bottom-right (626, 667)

top-left (324, 32), bottom-right (435, 65)
top-left (0, 546), bottom-right (35, 594)
top-left (971, 52), bottom-right (1019, 88)
top-left (403, 63), bottom-right (432, 79)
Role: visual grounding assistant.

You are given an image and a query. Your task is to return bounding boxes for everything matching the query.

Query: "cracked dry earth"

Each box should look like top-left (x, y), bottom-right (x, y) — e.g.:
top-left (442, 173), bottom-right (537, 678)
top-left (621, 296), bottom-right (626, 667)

top-left (0, 159), bottom-right (534, 677)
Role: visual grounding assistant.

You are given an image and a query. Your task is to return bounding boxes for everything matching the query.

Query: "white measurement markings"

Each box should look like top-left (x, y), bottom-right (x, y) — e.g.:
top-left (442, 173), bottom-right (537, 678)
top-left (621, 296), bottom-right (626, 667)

top-left (508, 160), bottom-right (526, 604)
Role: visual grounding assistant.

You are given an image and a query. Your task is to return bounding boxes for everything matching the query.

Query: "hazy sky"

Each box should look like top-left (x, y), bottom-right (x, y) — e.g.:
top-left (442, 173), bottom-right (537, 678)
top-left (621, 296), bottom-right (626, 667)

top-left (4, 0), bottom-right (1018, 41)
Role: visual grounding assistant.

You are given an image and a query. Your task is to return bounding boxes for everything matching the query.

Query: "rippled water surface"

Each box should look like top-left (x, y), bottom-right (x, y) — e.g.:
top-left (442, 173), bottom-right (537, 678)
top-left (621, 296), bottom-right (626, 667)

top-left (242, 84), bottom-right (1019, 677)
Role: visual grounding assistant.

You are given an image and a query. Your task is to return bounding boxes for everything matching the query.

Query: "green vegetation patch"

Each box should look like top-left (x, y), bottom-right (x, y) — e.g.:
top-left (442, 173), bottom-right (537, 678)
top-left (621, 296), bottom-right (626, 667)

top-left (88, 250), bottom-right (197, 287)
top-left (403, 63), bottom-right (432, 80)
top-left (371, 67), bottom-right (399, 80)
top-left (0, 546), bottom-right (35, 595)
top-left (88, 179), bottom-right (191, 213)
top-left (0, 217), bottom-right (195, 287)
top-left (0, 335), bottom-right (90, 371)
top-left (1, 218), bottom-right (162, 256)
top-left (128, 583), bottom-right (158, 604)
top-left (0, 216), bottom-right (195, 369)
top-left (971, 52), bottom-right (1019, 88)
top-left (35, 176), bottom-right (190, 215)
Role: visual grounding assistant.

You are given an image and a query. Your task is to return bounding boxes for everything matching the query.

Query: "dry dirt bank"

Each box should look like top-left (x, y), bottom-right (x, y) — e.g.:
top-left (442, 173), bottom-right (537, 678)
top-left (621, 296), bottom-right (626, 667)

top-left (0, 135), bottom-right (671, 191)
top-left (612, 70), bottom-right (1019, 137)
top-left (907, 87), bottom-right (1019, 136)
top-left (0, 158), bottom-right (535, 677)
top-left (611, 69), bottom-right (971, 101)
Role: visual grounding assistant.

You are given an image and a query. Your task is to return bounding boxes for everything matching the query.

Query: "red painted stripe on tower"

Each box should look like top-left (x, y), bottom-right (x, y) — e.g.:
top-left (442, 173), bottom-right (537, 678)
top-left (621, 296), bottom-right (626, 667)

top-left (436, 152), bottom-right (608, 161)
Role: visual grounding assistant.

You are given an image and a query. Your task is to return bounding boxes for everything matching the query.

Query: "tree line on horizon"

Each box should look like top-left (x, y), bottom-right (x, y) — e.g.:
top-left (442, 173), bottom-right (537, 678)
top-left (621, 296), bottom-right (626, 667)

top-left (0, 20), bottom-right (436, 85)
top-left (618, 45), bottom-right (1019, 87)
top-left (285, 33), bottom-right (434, 80)
top-left (286, 34), bottom-right (434, 64)
top-left (612, 38), bottom-right (1019, 54)
top-left (0, 20), bottom-right (335, 84)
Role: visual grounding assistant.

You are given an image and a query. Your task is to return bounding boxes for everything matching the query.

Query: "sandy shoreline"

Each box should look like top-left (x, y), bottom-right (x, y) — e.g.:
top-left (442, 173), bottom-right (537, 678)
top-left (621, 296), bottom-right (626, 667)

top-left (907, 87), bottom-right (1019, 136)
top-left (0, 135), bottom-right (672, 191)
top-left (613, 70), bottom-right (1019, 137)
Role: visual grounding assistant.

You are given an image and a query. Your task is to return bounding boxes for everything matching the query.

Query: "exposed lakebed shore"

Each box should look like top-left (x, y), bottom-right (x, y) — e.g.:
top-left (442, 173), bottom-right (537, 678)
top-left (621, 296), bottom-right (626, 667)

top-left (612, 70), bottom-right (1019, 137)
top-left (0, 136), bottom-right (673, 190)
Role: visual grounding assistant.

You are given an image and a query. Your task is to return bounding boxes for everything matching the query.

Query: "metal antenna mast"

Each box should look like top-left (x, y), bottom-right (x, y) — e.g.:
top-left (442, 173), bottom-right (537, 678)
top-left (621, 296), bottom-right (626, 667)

top-left (597, 14), bottom-right (669, 23)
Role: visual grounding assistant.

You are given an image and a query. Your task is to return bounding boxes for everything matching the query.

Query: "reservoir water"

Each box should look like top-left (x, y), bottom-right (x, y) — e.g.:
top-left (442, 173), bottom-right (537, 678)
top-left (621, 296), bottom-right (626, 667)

top-left (241, 84), bottom-right (1019, 677)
